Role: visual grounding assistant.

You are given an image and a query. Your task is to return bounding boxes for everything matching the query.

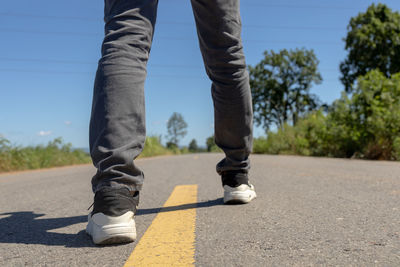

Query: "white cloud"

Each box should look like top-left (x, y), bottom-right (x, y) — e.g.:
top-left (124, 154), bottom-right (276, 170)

top-left (38, 131), bottom-right (52, 136)
top-left (64, 121), bottom-right (72, 126)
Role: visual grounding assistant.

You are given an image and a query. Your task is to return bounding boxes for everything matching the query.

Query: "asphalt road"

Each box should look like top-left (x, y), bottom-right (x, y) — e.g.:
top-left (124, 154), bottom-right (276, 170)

top-left (0, 153), bottom-right (399, 266)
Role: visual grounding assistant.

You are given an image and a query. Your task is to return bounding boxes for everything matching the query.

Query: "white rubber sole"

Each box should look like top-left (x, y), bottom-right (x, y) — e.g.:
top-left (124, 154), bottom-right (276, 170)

top-left (86, 211), bottom-right (136, 245)
top-left (224, 184), bottom-right (257, 204)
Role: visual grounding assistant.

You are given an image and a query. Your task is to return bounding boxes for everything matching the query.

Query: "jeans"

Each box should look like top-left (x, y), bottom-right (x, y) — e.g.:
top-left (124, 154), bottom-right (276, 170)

top-left (90, 0), bottom-right (253, 193)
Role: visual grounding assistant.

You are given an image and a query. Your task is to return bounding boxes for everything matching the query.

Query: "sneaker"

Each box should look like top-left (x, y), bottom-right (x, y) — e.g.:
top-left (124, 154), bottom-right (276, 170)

top-left (86, 187), bottom-right (138, 245)
top-left (221, 171), bottom-right (257, 204)
top-left (223, 184), bottom-right (257, 204)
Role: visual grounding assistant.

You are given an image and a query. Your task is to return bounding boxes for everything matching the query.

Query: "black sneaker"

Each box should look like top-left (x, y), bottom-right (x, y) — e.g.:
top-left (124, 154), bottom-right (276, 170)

top-left (221, 171), bottom-right (256, 204)
top-left (86, 187), bottom-right (139, 245)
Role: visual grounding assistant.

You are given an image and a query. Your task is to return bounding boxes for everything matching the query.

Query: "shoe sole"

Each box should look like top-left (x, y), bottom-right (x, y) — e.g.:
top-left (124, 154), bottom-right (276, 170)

top-left (86, 212), bottom-right (136, 245)
top-left (92, 234), bottom-right (136, 245)
top-left (224, 186), bottom-right (257, 204)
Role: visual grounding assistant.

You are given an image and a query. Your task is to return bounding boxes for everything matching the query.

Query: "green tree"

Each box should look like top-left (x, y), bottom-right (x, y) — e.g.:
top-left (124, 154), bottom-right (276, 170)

top-left (330, 70), bottom-right (400, 159)
top-left (166, 112), bottom-right (188, 147)
top-left (340, 3), bottom-right (400, 93)
top-left (248, 48), bottom-right (322, 130)
top-left (205, 135), bottom-right (222, 152)
top-left (206, 135), bottom-right (215, 152)
top-left (188, 139), bottom-right (199, 152)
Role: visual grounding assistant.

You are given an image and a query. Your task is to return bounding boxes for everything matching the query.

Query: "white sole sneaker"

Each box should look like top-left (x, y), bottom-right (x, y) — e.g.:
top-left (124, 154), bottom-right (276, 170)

top-left (86, 211), bottom-right (136, 245)
top-left (224, 184), bottom-right (257, 204)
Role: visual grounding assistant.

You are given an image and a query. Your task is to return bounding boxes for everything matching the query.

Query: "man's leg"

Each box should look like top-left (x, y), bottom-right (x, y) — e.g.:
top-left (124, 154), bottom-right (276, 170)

top-left (90, 0), bottom-right (158, 193)
top-left (191, 0), bottom-right (256, 204)
top-left (87, 0), bottom-right (158, 245)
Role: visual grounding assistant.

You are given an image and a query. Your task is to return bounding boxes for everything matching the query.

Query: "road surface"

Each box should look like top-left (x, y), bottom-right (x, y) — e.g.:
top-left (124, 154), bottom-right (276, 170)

top-left (0, 154), bottom-right (399, 266)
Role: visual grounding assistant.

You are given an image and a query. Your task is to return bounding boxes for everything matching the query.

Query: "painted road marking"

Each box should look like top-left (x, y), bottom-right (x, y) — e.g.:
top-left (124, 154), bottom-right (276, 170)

top-left (124, 185), bottom-right (198, 266)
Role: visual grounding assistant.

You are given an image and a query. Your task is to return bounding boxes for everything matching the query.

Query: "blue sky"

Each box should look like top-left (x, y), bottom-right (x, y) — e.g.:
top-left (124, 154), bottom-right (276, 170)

top-left (1, 0), bottom-right (400, 149)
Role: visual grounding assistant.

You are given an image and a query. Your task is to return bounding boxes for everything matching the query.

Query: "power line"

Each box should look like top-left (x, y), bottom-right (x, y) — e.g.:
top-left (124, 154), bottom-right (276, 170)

top-left (0, 27), bottom-right (341, 45)
top-left (0, 57), bottom-right (339, 72)
top-left (0, 68), bottom-right (341, 83)
top-left (0, 57), bottom-right (95, 65)
top-left (0, 12), bottom-right (345, 31)
top-left (0, 68), bottom-right (93, 75)
top-left (244, 24), bottom-right (343, 31)
top-left (0, 68), bottom-right (206, 78)
top-left (0, 12), bottom-right (99, 21)
top-left (245, 3), bottom-right (359, 10)
top-left (246, 39), bottom-right (340, 45)
top-left (0, 57), bottom-right (203, 69)
top-left (0, 65), bottom-right (338, 76)
top-left (0, 68), bottom-right (342, 84)
top-left (0, 3), bottom-right (360, 22)
top-left (0, 27), bottom-right (99, 37)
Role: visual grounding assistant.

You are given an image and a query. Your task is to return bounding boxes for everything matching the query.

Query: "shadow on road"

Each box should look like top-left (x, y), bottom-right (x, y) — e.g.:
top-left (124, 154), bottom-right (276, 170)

top-left (0, 212), bottom-right (93, 247)
top-left (0, 198), bottom-right (223, 247)
top-left (137, 197), bottom-right (224, 215)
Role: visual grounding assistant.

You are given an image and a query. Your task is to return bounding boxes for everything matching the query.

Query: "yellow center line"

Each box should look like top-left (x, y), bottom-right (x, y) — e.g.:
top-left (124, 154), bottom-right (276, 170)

top-left (124, 184), bottom-right (198, 267)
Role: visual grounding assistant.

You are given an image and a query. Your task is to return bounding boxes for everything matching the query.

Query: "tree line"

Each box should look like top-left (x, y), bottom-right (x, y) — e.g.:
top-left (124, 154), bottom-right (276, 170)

top-left (163, 4), bottom-right (400, 160)
top-left (250, 3), bottom-right (400, 160)
top-left (163, 112), bottom-right (219, 153)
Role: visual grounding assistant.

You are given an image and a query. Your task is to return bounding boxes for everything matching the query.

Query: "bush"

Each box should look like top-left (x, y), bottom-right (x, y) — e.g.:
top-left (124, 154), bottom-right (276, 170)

top-left (205, 135), bottom-right (223, 153)
top-left (252, 137), bottom-right (269, 154)
top-left (326, 70), bottom-right (400, 159)
top-left (140, 136), bottom-right (193, 158)
top-left (180, 146), bottom-right (190, 154)
top-left (140, 136), bottom-right (173, 158)
top-left (253, 70), bottom-right (400, 160)
top-left (253, 110), bottom-right (327, 156)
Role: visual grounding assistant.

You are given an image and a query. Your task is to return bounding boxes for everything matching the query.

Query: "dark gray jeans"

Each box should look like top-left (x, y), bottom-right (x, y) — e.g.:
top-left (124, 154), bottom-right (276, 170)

top-left (90, 0), bottom-right (253, 193)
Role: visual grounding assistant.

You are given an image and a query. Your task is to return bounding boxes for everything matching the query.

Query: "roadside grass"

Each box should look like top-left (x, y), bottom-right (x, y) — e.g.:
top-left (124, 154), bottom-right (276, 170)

top-left (139, 136), bottom-right (175, 158)
top-left (0, 137), bottom-right (91, 173)
top-left (0, 136), bottom-right (194, 173)
top-left (139, 136), bottom-right (202, 157)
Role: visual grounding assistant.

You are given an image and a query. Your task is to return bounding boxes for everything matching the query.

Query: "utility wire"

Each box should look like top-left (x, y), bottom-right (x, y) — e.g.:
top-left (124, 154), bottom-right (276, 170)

top-left (0, 57), bottom-right (339, 72)
top-left (0, 68), bottom-right (206, 78)
top-left (0, 27), bottom-right (99, 37)
top-left (0, 13), bottom-right (345, 31)
top-left (245, 3), bottom-right (359, 10)
top-left (0, 12), bottom-right (99, 21)
top-left (0, 68), bottom-right (341, 83)
top-left (0, 68), bottom-right (337, 75)
top-left (0, 27), bottom-right (340, 45)
top-left (0, 3), bottom-right (359, 22)
top-left (0, 57), bottom-right (203, 69)
top-left (0, 57), bottom-right (95, 65)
